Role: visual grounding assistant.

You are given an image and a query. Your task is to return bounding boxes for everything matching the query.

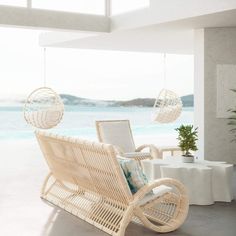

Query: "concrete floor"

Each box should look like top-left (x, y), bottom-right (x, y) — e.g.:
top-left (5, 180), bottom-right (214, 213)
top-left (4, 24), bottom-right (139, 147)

top-left (0, 140), bottom-right (235, 236)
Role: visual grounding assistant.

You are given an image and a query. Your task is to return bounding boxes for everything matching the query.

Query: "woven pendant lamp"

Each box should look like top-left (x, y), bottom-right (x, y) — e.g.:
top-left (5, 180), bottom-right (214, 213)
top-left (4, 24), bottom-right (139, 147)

top-left (153, 54), bottom-right (182, 123)
top-left (24, 48), bottom-right (64, 129)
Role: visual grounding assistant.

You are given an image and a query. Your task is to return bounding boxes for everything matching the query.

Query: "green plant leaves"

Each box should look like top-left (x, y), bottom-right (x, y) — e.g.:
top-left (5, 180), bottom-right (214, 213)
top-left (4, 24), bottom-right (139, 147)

top-left (175, 124), bottom-right (198, 156)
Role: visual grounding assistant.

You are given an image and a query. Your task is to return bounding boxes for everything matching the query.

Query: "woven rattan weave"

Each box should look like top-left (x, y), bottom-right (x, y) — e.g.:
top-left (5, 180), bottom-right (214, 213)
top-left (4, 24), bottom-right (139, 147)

top-left (153, 89), bottom-right (182, 123)
top-left (24, 87), bottom-right (64, 129)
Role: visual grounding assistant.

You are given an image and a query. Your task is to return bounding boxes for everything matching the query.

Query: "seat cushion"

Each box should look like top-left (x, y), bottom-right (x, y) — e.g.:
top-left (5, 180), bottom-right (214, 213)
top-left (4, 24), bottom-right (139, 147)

top-left (119, 158), bottom-right (148, 194)
top-left (138, 185), bottom-right (172, 206)
top-left (123, 152), bottom-right (151, 159)
top-left (97, 120), bottom-right (136, 152)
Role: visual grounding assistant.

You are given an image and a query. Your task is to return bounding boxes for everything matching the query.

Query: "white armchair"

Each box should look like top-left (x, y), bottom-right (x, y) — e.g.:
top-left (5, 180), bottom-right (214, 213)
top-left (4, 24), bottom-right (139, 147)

top-left (96, 120), bottom-right (160, 161)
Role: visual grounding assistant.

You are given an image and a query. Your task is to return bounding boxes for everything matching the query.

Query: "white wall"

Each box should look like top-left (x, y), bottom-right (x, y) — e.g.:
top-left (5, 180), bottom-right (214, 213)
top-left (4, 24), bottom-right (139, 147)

top-left (195, 27), bottom-right (236, 164)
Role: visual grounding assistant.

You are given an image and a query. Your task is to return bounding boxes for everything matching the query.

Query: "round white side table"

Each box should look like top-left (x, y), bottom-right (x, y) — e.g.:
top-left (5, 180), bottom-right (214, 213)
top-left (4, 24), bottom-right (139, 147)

top-left (141, 157), bottom-right (234, 205)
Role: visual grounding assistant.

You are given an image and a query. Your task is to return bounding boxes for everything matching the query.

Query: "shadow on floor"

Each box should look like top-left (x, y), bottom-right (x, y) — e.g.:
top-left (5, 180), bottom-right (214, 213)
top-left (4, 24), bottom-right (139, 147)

top-left (40, 200), bottom-right (236, 236)
top-left (40, 166), bottom-right (236, 236)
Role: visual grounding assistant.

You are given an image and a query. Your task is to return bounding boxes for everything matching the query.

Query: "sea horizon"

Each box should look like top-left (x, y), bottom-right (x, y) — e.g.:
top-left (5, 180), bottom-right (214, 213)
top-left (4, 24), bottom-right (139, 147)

top-left (0, 105), bottom-right (194, 142)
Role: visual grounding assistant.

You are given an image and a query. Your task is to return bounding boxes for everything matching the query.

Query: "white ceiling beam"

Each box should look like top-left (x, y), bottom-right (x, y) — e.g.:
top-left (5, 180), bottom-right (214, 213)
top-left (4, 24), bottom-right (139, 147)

top-left (0, 5), bottom-right (110, 32)
top-left (39, 8), bottom-right (236, 54)
top-left (39, 31), bottom-right (102, 47)
top-left (111, 0), bottom-right (236, 31)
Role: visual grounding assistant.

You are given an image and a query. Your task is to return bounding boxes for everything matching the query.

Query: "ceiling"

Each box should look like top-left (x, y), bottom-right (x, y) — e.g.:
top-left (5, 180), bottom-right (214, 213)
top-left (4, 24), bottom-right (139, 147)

top-left (39, 8), bottom-right (236, 54)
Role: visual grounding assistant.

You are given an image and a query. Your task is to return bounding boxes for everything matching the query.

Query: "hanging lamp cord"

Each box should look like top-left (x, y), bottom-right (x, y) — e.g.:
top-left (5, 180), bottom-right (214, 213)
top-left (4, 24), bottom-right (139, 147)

top-left (43, 47), bottom-right (46, 87)
top-left (163, 53), bottom-right (167, 89)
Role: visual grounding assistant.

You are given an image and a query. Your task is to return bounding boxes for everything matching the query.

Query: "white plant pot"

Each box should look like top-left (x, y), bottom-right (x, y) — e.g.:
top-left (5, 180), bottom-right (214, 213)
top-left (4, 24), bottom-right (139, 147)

top-left (182, 155), bottom-right (194, 163)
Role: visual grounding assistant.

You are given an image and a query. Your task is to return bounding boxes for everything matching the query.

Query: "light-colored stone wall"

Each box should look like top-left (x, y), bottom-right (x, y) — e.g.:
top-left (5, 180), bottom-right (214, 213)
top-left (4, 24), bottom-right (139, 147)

top-left (195, 27), bottom-right (236, 164)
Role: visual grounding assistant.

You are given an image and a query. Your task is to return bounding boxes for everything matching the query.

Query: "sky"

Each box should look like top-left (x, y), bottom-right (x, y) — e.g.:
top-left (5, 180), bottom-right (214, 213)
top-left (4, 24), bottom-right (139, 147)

top-left (0, 27), bottom-right (193, 101)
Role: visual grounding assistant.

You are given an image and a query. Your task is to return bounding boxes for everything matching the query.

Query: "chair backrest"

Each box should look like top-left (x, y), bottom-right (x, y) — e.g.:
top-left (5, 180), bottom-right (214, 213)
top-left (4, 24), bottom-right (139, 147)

top-left (96, 120), bottom-right (136, 153)
top-left (35, 131), bottom-right (133, 204)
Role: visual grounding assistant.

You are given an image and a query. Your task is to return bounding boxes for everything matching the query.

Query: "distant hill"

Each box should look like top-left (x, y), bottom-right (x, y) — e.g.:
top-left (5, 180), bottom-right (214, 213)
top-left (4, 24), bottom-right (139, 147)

top-left (0, 94), bottom-right (193, 107)
top-left (60, 94), bottom-right (114, 106)
top-left (60, 94), bottom-right (194, 107)
top-left (114, 98), bottom-right (155, 107)
top-left (181, 94), bottom-right (194, 107)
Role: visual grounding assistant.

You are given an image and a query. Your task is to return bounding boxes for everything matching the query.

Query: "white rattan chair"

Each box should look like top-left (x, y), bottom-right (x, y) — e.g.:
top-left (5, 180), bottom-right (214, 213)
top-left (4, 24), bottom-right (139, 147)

top-left (96, 120), bottom-right (159, 161)
top-left (36, 131), bottom-right (189, 236)
top-left (96, 120), bottom-right (181, 160)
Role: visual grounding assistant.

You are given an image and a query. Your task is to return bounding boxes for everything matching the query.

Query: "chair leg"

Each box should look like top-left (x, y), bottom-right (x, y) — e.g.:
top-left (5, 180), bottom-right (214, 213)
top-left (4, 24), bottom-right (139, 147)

top-left (41, 172), bottom-right (54, 197)
top-left (116, 206), bottom-right (134, 236)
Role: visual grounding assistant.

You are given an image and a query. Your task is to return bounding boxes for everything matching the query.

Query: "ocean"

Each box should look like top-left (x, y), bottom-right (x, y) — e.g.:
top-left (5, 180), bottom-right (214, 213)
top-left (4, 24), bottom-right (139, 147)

top-left (0, 106), bottom-right (193, 141)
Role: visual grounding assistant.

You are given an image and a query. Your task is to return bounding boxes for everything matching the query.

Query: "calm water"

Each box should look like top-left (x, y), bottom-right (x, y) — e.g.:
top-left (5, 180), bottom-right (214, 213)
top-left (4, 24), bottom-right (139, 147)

top-left (0, 106), bottom-right (193, 140)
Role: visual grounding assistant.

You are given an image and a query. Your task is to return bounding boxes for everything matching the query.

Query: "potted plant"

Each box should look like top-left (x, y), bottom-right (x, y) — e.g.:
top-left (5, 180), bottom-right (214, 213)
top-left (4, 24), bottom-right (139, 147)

top-left (175, 125), bottom-right (198, 163)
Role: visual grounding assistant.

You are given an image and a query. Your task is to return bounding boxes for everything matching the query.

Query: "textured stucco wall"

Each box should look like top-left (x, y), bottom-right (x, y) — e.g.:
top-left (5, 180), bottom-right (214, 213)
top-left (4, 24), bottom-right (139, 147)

top-left (195, 27), bottom-right (236, 164)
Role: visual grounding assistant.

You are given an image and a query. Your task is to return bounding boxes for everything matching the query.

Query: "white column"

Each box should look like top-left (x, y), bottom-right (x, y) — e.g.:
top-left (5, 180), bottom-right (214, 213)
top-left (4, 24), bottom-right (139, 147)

top-left (194, 29), bottom-right (205, 160)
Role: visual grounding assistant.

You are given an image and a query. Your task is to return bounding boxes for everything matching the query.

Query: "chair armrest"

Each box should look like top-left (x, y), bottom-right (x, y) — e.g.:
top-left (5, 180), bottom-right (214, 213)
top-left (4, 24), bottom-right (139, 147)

top-left (132, 178), bottom-right (188, 204)
top-left (136, 144), bottom-right (160, 159)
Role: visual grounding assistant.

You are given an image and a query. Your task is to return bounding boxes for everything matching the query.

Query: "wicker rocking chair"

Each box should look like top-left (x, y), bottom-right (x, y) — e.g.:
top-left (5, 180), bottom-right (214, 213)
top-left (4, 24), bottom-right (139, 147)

top-left (36, 131), bottom-right (189, 236)
top-left (96, 120), bottom-right (181, 160)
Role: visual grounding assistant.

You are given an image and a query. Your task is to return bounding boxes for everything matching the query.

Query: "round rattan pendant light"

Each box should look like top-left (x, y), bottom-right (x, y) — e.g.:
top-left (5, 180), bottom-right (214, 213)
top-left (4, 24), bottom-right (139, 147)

top-left (24, 48), bottom-right (64, 129)
top-left (153, 54), bottom-right (182, 123)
